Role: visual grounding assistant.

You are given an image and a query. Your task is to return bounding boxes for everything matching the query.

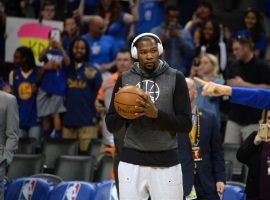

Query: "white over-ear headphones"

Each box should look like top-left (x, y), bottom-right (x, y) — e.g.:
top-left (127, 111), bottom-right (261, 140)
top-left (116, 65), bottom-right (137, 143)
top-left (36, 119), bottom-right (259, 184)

top-left (130, 32), bottom-right (163, 59)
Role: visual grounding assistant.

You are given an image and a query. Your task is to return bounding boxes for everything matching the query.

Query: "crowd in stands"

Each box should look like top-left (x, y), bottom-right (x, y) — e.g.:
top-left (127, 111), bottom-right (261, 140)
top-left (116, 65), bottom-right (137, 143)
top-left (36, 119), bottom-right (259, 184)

top-left (0, 0), bottom-right (270, 199)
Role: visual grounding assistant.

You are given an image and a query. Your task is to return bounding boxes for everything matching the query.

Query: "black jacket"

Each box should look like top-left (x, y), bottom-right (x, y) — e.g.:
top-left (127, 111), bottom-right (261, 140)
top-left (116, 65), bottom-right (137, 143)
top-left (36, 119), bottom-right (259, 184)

top-left (236, 132), bottom-right (262, 198)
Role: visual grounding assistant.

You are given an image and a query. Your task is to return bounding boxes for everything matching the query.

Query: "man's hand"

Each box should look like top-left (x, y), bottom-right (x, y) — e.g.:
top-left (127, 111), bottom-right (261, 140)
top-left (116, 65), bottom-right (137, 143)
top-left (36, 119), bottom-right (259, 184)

top-left (216, 182), bottom-right (225, 196)
top-left (194, 77), bottom-right (232, 96)
top-left (134, 92), bottom-right (158, 119)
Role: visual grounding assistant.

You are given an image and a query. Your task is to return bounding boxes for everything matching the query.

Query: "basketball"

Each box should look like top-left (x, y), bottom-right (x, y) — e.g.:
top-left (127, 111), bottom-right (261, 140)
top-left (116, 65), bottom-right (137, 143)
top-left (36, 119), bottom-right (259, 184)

top-left (114, 85), bottom-right (145, 119)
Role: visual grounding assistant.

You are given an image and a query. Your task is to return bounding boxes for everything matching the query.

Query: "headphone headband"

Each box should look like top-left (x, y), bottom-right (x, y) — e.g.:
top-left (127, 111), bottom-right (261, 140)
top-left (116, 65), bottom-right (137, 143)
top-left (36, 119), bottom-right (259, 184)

top-left (130, 32), bottom-right (163, 59)
top-left (131, 33), bottom-right (162, 48)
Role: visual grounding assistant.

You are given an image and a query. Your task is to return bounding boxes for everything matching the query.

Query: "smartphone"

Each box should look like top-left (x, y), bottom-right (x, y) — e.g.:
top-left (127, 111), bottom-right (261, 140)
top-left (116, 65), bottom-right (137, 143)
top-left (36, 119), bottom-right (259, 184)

top-left (259, 123), bottom-right (269, 138)
top-left (50, 29), bottom-right (61, 42)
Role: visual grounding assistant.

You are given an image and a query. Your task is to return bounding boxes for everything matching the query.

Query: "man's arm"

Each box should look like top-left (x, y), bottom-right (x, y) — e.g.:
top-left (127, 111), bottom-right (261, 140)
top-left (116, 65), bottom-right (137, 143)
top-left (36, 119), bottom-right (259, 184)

top-left (105, 76), bottom-right (126, 133)
top-left (5, 95), bottom-right (19, 164)
top-left (230, 87), bottom-right (270, 110)
top-left (154, 71), bottom-right (192, 133)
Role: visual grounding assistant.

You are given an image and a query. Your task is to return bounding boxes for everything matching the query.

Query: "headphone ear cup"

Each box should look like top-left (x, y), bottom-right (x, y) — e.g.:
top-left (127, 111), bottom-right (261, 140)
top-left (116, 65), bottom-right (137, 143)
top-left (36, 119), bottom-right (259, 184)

top-left (131, 46), bottom-right (138, 59)
top-left (157, 43), bottom-right (163, 55)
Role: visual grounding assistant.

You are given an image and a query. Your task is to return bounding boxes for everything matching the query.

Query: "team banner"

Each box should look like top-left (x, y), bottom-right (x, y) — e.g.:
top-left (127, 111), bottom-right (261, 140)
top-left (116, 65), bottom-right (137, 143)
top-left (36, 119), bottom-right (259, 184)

top-left (5, 17), bottom-right (63, 66)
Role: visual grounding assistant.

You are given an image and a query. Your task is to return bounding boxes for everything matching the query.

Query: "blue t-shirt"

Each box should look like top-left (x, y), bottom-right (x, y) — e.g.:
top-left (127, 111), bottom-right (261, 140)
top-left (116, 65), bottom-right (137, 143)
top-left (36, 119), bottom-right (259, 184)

top-left (106, 12), bottom-right (129, 50)
top-left (135, 0), bottom-right (164, 34)
top-left (40, 50), bottom-right (67, 96)
top-left (12, 68), bottom-right (40, 130)
top-left (63, 64), bottom-right (102, 126)
top-left (236, 29), bottom-right (267, 53)
top-left (82, 34), bottom-right (118, 68)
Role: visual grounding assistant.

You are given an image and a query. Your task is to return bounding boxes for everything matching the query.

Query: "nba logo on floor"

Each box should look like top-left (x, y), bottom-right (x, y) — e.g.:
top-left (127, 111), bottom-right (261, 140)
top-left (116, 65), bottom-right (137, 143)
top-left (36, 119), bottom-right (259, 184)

top-left (63, 182), bottom-right (81, 200)
top-left (19, 179), bottom-right (37, 200)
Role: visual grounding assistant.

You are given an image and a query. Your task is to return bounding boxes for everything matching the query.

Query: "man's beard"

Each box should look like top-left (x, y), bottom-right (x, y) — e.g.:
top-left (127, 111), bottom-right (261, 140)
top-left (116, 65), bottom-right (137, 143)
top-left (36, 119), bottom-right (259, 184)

top-left (144, 67), bottom-right (155, 74)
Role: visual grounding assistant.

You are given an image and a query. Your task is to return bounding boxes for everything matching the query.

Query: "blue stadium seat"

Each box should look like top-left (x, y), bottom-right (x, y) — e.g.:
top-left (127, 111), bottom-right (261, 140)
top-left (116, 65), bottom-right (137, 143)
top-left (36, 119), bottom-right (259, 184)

top-left (94, 180), bottom-right (118, 200)
top-left (222, 182), bottom-right (246, 200)
top-left (5, 177), bottom-right (52, 200)
top-left (48, 181), bottom-right (96, 200)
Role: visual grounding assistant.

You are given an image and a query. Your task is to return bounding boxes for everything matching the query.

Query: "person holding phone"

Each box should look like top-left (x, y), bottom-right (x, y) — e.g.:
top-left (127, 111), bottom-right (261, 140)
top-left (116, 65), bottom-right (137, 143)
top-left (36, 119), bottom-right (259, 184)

top-left (237, 110), bottom-right (270, 200)
top-left (37, 28), bottom-right (70, 139)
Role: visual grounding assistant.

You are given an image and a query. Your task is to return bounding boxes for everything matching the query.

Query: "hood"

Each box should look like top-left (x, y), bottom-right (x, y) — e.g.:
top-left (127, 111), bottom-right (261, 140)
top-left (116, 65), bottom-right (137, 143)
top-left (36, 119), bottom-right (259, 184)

top-left (130, 60), bottom-right (169, 78)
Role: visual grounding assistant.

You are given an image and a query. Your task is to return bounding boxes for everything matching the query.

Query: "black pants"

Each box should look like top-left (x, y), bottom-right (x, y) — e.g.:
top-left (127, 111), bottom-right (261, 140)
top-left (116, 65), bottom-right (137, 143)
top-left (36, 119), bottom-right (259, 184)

top-left (194, 174), bottom-right (220, 200)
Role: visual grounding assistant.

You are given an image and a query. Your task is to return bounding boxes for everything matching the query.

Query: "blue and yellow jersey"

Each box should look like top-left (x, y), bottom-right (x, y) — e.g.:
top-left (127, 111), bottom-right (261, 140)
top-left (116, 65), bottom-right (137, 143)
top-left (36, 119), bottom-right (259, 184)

top-left (10, 68), bottom-right (40, 129)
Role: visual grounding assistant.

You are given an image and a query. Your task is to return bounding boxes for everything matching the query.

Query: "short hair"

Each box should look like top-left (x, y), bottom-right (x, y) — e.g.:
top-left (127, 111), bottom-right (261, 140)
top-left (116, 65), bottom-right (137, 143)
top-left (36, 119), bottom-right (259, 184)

top-left (165, 5), bottom-right (180, 15)
top-left (197, 0), bottom-right (213, 12)
top-left (135, 36), bottom-right (158, 48)
top-left (233, 35), bottom-right (254, 49)
top-left (42, 0), bottom-right (55, 10)
top-left (69, 37), bottom-right (90, 62)
top-left (117, 49), bottom-right (131, 55)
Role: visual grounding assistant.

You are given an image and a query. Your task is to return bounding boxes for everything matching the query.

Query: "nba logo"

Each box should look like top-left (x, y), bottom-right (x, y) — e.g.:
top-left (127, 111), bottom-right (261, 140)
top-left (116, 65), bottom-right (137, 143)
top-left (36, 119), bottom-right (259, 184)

top-left (19, 179), bottom-right (37, 200)
top-left (63, 182), bottom-right (81, 200)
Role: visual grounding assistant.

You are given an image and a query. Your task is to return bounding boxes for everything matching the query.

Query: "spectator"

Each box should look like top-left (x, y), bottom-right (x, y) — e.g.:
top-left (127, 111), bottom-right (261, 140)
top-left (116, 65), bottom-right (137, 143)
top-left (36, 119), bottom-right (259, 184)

top-left (237, 110), bottom-right (270, 200)
top-left (9, 47), bottom-right (41, 144)
top-left (196, 19), bottom-right (227, 73)
top-left (224, 36), bottom-right (270, 148)
top-left (96, 0), bottom-right (138, 50)
top-left (235, 7), bottom-right (267, 59)
top-left (190, 53), bottom-right (224, 127)
top-left (185, 0), bottom-right (213, 43)
top-left (40, 0), bottom-right (56, 21)
top-left (82, 16), bottom-right (118, 76)
top-left (37, 29), bottom-right (70, 139)
top-left (62, 13), bottom-right (80, 51)
top-left (185, 78), bottom-right (225, 200)
top-left (135, 0), bottom-right (165, 35)
top-left (62, 37), bottom-right (102, 152)
top-left (151, 6), bottom-right (195, 75)
top-left (0, 90), bottom-right (19, 199)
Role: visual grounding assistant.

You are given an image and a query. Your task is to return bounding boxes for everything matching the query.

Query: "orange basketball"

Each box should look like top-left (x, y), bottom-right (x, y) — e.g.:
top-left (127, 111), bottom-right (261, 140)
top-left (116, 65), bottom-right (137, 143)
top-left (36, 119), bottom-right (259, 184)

top-left (114, 85), bottom-right (145, 119)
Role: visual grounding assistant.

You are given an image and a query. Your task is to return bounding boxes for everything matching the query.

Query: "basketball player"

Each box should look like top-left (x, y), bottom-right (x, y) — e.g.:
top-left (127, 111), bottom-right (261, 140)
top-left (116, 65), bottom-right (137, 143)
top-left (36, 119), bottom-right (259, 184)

top-left (106, 33), bottom-right (192, 200)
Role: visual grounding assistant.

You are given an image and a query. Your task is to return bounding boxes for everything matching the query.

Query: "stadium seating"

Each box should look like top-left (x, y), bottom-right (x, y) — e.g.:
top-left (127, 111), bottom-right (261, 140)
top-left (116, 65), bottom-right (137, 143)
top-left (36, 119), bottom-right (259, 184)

top-left (55, 155), bottom-right (96, 182)
top-left (31, 173), bottom-right (63, 186)
top-left (41, 139), bottom-right (79, 170)
top-left (94, 153), bottom-right (114, 182)
top-left (48, 181), bottom-right (96, 200)
top-left (94, 180), bottom-right (118, 200)
top-left (16, 137), bottom-right (38, 154)
top-left (5, 177), bottom-right (52, 200)
top-left (223, 144), bottom-right (243, 176)
top-left (225, 160), bottom-right (233, 181)
top-left (7, 154), bottom-right (44, 180)
top-left (222, 181), bottom-right (246, 200)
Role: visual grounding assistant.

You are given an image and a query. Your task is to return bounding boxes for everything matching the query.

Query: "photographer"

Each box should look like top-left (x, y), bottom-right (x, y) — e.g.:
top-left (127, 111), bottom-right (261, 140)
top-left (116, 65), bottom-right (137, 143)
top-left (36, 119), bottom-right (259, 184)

top-left (237, 110), bottom-right (270, 200)
top-left (151, 6), bottom-right (195, 75)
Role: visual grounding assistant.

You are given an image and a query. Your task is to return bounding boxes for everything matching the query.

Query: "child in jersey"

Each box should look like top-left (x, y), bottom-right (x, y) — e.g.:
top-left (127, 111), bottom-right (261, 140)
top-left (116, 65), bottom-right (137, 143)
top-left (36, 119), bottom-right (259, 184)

top-left (9, 47), bottom-right (41, 144)
top-left (37, 28), bottom-right (70, 138)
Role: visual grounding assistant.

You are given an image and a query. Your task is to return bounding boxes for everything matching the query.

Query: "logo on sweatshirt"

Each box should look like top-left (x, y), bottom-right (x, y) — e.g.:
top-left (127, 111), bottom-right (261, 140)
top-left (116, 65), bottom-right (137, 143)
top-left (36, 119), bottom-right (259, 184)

top-left (136, 80), bottom-right (159, 102)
